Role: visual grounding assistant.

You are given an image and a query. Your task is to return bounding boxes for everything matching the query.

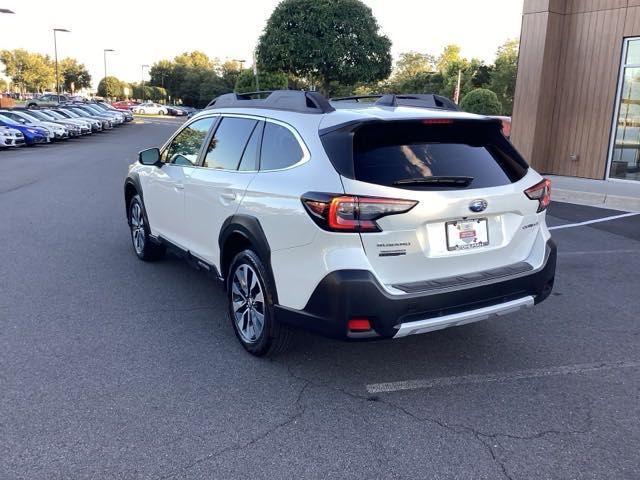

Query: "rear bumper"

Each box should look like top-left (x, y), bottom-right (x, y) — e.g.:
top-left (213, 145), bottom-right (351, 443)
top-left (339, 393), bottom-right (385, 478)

top-left (275, 239), bottom-right (556, 340)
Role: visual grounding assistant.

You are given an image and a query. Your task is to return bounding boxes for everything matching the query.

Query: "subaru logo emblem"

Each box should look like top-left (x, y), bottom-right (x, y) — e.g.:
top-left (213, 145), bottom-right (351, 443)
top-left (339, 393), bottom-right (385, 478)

top-left (469, 199), bottom-right (488, 213)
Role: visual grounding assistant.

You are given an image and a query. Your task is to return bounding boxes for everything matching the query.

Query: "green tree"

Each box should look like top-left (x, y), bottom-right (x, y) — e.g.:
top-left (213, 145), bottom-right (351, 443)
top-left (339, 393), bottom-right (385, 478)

top-left (390, 71), bottom-right (444, 95)
top-left (0, 49), bottom-right (54, 93)
top-left (471, 64), bottom-right (493, 89)
top-left (437, 44), bottom-right (461, 73)
top-left (257, 0), bottom-right (392, 95)
top-left (149, 59), bottom-right (173, 90)
top-left (0, 78), bottom-right (8, 91)
top-left (460, 88), bottom-right (502, 115)
top-left (394, 52), bottom-right (436, 80)
top-left (234, 70), bottom-right (288, 94)
top-left (60, 58), bottom-right (91, 93)
top-left (199, 70), bottom-right (229, 106)
top-left (490, 39), bottom-right (519, 114)
top-left (149, 86), bottom-right (167, 102)
top-left (97, 76), bottom-right (123, 99)
top-left (219, 60), bottom-right (244, 91)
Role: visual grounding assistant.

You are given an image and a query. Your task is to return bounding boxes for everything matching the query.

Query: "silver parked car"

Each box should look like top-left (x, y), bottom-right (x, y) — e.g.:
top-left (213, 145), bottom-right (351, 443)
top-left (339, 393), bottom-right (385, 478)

top-left (26, 94), bottom-right (70, 108)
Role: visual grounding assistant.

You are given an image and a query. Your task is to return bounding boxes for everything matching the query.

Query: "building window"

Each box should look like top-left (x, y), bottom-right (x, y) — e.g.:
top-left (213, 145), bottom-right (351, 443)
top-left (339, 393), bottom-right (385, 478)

top-left (609, 38), bottom-right (640, 181)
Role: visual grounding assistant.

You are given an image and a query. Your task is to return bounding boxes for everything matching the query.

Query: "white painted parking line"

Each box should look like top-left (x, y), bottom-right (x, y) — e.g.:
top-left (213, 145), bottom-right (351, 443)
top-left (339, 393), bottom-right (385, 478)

top-left (365, 360), bottom-right (640, 394)
top-left (559, 249), bottom-right (640, 256)
top-left (548, 212), bottom-right (640, 230)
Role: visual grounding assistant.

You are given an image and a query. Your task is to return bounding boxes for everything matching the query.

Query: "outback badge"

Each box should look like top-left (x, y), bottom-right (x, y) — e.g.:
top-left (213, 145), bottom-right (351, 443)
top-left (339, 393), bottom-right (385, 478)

top-left (469, 199), bottom-right (488, 213)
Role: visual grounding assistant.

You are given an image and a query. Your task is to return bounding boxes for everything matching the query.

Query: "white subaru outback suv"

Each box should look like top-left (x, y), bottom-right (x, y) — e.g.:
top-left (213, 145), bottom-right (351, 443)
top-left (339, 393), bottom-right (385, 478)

top-left (124, 91), bottom-right (556, 356)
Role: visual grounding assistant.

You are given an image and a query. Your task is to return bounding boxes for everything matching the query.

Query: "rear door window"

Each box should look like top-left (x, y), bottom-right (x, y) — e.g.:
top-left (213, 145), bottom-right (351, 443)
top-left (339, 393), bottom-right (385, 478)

top-left (203, 117), bottom-right (258, 170)
top-left (351, 121), bottom-right (528, 190)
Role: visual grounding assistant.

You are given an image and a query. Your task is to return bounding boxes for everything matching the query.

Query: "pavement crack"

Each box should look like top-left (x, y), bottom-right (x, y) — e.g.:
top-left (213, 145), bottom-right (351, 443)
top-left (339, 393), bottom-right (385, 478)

top-left (283, 364), bottom-right (595, 480)
top-left (157, 378), bottom-right (310, 480)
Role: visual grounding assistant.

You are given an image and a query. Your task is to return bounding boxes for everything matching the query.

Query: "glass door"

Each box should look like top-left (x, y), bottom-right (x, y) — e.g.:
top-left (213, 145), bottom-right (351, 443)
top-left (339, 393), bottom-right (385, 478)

top-left (609, 38), bottom-right (640, 181)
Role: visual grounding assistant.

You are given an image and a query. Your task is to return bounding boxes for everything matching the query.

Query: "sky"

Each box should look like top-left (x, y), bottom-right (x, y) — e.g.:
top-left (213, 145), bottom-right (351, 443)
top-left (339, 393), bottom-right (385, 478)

top-left (0, 0), bottom-right (524, 89)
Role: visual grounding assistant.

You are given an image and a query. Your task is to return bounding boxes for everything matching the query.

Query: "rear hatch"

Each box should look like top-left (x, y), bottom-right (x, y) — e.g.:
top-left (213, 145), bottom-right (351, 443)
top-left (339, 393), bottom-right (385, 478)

top-left (321, 118), bottom-right (547, 289)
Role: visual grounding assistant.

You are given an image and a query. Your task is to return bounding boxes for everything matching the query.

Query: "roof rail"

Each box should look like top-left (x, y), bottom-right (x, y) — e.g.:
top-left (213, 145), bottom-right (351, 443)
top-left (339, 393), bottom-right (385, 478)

top-left (205, 90), bottom-right (335, 114)
top-left (331, 93), bottom-right (459, 111)
top-left (330, 95), bottom-right (384, 103)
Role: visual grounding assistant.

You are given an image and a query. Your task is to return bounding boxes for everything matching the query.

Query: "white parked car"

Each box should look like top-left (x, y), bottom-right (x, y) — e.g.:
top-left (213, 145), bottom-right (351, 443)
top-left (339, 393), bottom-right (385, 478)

top-left (124, 91), bottom-right (556, 356)
top-left (132, 102), bottom-right (168, 115)
top-left (0, 126), bottom-right (25, 148)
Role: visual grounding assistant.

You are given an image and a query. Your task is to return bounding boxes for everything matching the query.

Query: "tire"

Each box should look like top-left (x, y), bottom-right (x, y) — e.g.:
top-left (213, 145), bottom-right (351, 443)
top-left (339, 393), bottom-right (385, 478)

top-left (139, 109), bottom-right (145, 115)
top-left (227, 249), bottom-right (293, 357)
top-left (27, 103), bottom-right (36, 109)
top-left (128, 194), bottom-right (165, 261)
top-left (158, 110), bottom-right (165, 115)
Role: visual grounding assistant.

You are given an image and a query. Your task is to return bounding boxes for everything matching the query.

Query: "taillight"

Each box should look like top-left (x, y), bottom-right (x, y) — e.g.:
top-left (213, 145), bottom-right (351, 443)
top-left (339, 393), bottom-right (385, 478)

top-left (525, 179), bottom-right (551, 213)
top-left (301, 193), bottom-right (417, 233)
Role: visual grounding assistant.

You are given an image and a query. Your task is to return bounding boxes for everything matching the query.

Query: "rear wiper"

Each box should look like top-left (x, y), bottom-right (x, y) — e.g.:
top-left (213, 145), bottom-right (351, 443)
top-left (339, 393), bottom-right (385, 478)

top-left (393, 176), bottom-right (474, 187)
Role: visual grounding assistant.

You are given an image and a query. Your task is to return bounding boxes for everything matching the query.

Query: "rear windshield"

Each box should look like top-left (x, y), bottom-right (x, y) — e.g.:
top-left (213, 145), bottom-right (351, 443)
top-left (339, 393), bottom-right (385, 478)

top-left (324, 120), bottom-right (528, 190)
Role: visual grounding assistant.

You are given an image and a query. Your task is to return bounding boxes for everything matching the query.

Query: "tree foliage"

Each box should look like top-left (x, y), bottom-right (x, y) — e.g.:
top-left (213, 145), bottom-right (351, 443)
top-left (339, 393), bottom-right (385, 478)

top-left (234, 70), bottom-right (288, 93)
top-left (60, 58), bottom-right (91, 93)
top-left (147, 52), bottom-right (242, 107)
top-left (437, 45), bottom-right (462, 73)
top-left (380, 42), bottom-right (515, 114)
top-left (0, 49), bottom-right (54, 92)
top-left (257, 0), bottom-right (392, 95)
top-left (394, 52), bottom-right (437, 81)
top-left (490, 39), bottom-right (519, 115)
top-left (460, 88), bottom-right (502, 115)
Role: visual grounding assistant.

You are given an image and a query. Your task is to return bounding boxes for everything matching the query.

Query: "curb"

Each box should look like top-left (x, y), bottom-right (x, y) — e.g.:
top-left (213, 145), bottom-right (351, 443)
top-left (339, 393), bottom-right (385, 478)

top-left (553, 188), bottom-right (640, 212)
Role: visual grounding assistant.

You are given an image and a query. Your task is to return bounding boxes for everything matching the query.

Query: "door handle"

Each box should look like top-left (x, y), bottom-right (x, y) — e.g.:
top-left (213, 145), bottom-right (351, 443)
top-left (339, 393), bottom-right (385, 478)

top-left (220, 192), bottom-right (236, 201)
top-left (174, 183), bottom-right (185, 190)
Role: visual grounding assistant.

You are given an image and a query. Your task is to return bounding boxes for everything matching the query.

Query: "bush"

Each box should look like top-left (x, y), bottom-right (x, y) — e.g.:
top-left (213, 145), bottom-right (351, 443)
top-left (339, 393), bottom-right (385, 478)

top-left (97, 76), bottom-right (124, 99)
top-left (459, 88), bottom-right (502, 115)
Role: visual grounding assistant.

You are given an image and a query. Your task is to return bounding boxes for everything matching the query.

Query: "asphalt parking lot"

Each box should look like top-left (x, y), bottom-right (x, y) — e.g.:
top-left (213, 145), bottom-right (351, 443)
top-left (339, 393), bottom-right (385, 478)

top-left (1, 120), bottom-right (639, 480)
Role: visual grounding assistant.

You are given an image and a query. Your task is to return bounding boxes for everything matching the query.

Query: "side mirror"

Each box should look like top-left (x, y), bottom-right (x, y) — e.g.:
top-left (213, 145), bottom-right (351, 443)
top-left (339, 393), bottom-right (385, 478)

top-left (138, 147), bottom-right (162, 166)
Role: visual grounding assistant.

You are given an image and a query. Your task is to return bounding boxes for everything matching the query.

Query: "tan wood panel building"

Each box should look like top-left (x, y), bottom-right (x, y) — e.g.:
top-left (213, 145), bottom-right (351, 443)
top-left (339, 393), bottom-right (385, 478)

top-left (512, 0), bottom-right (640, 182)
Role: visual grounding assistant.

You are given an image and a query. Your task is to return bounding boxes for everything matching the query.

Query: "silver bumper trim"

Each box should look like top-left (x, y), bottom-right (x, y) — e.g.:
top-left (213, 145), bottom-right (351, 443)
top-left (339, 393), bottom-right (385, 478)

top-left (393, 296), bottom-right (535, 338)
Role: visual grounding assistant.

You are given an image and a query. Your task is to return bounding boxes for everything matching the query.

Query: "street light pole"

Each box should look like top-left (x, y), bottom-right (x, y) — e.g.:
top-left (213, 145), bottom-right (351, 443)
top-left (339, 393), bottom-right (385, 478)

top-left (53, 28), bottom-right (70, 97)
top-left (103, 49), bottom-right (114, 81)
top-left (141, 64), bottom-right (149, 101)
top-left (253, 50), bottom-right (259, 92)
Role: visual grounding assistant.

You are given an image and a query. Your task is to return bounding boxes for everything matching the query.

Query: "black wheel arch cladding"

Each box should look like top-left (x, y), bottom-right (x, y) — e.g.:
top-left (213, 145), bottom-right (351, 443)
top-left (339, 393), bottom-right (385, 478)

top-left (124, 173), bottom-right (143, 219)
top-left (219, 215), bottom-right (277, 301)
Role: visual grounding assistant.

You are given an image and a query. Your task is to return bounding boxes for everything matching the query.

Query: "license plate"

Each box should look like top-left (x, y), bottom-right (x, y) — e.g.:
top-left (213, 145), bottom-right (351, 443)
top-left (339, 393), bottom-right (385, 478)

top-left (446, 218), bottom-right (489, 251)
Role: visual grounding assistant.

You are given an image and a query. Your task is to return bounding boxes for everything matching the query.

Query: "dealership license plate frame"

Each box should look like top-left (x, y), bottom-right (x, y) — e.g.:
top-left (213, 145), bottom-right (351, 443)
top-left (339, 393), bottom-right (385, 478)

top-left (445, 218), bottom-right (490, 251)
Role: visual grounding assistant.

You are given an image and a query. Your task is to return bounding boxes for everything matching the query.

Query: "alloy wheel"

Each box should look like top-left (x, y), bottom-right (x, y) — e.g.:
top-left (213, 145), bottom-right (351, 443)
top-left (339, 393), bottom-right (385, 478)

top-left (231, 264), bottom-right (265, 343)
top-left (130, 202), bottom-right (145, 255)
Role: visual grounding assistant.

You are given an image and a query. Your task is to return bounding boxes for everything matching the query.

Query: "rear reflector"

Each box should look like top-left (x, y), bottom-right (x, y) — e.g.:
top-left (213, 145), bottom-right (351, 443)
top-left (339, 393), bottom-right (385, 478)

top-left (524, 178), bottom-right (551, 213)
top-left (348, 318), bottom-right (372, 332)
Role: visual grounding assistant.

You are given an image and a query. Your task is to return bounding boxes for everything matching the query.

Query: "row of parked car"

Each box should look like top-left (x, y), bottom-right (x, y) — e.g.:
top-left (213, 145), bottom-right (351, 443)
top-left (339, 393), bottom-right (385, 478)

top-left (112, 101), bottom-right (198, 117)
top-left (0, 101), bottom-right (133, 149)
